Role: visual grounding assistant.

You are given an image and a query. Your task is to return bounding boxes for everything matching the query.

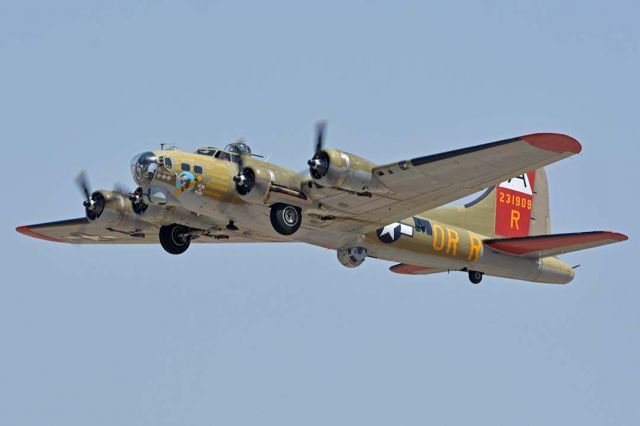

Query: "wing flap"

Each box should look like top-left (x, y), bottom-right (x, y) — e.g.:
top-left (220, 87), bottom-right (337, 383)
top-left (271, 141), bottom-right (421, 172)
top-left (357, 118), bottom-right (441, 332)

top-left (485, 231), bottom-right (628, 258)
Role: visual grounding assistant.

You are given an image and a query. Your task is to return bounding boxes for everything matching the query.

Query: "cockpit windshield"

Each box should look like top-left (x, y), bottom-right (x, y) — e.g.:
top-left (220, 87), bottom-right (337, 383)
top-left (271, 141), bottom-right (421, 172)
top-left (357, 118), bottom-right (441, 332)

top-left (195, 147), bottom-right (217, 156)
top-left (130, 151), bottom-right (159, 186)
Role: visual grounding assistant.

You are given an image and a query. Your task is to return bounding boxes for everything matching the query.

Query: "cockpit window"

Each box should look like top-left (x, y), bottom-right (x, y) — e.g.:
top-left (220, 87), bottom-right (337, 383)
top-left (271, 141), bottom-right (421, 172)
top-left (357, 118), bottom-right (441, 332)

top-left (215, 151), bottom-right (231, 162)
top-left (231, 154), bottom-right (241, 164)
top-left (196, 148), bottom-right (217, 156)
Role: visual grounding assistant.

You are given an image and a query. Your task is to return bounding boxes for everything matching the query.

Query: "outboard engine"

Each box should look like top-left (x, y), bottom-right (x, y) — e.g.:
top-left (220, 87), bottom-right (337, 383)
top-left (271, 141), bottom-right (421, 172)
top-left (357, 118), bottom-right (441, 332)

top-left (84, 190), bottom-right (130, 226)
top-left (306, 122), bottom-right (387, 194)
top-left (308, 149), bottom-right (383, 193)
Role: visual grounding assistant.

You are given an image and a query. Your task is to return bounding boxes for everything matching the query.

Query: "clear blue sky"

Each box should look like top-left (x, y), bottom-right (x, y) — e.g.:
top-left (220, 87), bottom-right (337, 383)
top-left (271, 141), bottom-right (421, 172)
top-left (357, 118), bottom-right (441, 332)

top-left (2, 1), bottom-right (638, 425)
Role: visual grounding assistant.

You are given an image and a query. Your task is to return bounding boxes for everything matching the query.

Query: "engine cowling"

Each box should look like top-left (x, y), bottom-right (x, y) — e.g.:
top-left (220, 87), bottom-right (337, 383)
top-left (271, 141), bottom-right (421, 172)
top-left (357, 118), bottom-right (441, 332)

top-left (337, 247), bottom-right (368, 268)
top-left (309, 149), bottom-right (383, 193)
top-left (85, 190), bottom-right (136, 226)
top-left (235, 166), bottom-right (273, 204)
top-left (86, 189), bottom-right (227, 232)
top-left (86, 190), bottom-right (165, 229)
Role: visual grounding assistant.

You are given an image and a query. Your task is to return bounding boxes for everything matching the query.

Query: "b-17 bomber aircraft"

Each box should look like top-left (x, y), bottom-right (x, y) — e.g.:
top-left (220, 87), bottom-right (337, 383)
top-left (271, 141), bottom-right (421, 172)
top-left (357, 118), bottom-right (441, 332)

top-left (17, 123), bottom-right (628, 284)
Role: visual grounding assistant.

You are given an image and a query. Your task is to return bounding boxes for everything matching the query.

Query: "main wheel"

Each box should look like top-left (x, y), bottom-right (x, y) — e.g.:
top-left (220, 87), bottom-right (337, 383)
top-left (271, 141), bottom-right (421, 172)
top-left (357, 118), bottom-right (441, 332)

top-left (468, 270), bottom-right (483, 284)
top-left (159, 224), bottom-right (191, 255)
top-left (270, 203), bottom-right (302, 236)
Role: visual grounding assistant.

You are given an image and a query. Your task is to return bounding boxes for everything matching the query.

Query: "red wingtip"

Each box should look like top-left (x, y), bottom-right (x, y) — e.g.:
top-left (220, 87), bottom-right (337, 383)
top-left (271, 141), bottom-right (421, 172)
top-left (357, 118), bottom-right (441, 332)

top-left (15, 225), bottom-right (31, 235)
top-left (521, 133), bottom-right (582, 154)
top-left (16, 225), bottom-right (64, 243)
top-left (603, 231), bottom-right (629, 241)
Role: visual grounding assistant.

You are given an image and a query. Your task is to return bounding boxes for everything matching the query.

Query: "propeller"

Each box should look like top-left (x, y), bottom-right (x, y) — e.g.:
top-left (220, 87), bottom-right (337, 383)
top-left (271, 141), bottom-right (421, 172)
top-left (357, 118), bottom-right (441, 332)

top-left (314, 120), bottom-right (326, 155)
top-left (308, 120), bottom-right (330, 179)
top-left (233, 152), bottom-right (255, 195)
top-left (74, 169), bottom-right (105, 220)
top-left (75, 170), bottom-right (93, 208)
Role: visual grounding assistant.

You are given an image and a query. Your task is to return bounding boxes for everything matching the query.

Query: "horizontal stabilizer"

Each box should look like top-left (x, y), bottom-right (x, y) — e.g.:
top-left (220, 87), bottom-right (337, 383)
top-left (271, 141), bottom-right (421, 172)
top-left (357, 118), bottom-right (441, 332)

top-left (389, 264), bottom-right (448, 275)
top-left (485, 231), bottom-right (628, 258)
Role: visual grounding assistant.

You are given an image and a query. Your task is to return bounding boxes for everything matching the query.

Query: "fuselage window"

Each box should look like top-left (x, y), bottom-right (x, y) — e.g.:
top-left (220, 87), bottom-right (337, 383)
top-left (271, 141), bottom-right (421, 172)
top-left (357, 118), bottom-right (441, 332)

top-left (164, 157), bottom-right (173, 169)
top-left (194, 165), bottom-right (203, 174)
top-left (181, 163), bottom-right (190, 171)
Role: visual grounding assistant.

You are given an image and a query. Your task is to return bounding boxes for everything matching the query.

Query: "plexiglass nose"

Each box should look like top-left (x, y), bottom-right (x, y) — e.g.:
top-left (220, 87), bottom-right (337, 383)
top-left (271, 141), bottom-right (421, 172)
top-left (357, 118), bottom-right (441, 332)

top-left (130, 151), bottom-right (159, 186)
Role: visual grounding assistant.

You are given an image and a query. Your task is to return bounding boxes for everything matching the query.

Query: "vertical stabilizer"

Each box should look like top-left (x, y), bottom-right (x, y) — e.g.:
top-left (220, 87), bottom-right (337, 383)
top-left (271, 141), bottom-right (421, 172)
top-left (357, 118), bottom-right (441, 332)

top-left (423, 168), bottom-right (551, 238)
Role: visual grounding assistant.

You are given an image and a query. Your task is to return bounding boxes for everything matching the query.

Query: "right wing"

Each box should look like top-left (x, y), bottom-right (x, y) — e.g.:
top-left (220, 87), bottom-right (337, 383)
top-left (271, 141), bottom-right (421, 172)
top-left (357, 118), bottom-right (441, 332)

top-left (16, 218), bottom-right (289, 244)
top-left (306, 133), bottom-right (581, 233)
top-left (16, 218), bottom-right (153, 244)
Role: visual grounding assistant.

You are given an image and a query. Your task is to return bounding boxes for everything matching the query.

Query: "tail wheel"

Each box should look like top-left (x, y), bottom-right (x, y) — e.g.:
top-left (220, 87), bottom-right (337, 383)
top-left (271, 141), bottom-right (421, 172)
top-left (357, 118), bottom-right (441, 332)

top-left (270, 203), bottom-right (302, 236)
top-left (159, 224), bottom-right (191, 255)
top-left (469, 270), bottom-right (483, 284)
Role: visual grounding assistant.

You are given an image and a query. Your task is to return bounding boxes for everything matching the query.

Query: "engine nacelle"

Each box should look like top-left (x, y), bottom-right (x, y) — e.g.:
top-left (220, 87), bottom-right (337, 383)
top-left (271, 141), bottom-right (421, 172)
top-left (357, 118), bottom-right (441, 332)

top-left (337, 247), bottom-right (368, 268)
top-left (309, 149), bottom-right (383, 193)
top-left (235, 166), bottom-right (273, 204)
top-left (85, 190), bottom-right (134, 226)
top-left (86, 190), bottom-right (166, 229)
top-left (87, 189), bottom-right (227, 233)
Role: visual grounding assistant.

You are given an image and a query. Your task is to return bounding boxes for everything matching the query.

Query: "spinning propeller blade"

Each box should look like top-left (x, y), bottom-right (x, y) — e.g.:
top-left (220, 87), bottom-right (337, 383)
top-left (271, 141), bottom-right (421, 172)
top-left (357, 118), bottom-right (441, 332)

top-left (314, 120), bottom-right (326, 155)
top-left (75, 169), bottom-right (92, 203)
top-left (307, 120), bottom-right (330, 179)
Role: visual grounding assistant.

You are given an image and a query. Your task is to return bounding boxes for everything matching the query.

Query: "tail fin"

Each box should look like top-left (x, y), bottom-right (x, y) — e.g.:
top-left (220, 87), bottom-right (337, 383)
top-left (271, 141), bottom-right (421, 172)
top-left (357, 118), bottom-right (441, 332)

top-left (425, 168), bottom-right (551, 238)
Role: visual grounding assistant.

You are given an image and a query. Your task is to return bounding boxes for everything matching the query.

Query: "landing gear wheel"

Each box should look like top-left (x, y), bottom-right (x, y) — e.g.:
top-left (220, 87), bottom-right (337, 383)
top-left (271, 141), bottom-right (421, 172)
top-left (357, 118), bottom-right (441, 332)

top-left (468, 270), bottom-right (483, 284)
top-left (270, 203), bottom-right (302, 236)
top-left (159, 224), bottom-right (191, 255)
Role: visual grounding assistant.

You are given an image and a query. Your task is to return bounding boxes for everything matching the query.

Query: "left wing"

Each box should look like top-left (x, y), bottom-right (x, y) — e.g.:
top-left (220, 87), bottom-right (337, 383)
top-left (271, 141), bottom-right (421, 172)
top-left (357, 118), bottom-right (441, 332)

top-left (306, 133), bottom-right (581, 232)
top-left (16, 218), bottom-right (289, 244)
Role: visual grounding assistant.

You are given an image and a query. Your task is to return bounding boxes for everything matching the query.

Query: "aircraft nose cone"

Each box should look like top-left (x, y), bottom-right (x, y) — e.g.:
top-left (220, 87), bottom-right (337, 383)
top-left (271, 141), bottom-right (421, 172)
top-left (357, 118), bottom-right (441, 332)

top-left (130, 151), bottom-right (159, 186)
